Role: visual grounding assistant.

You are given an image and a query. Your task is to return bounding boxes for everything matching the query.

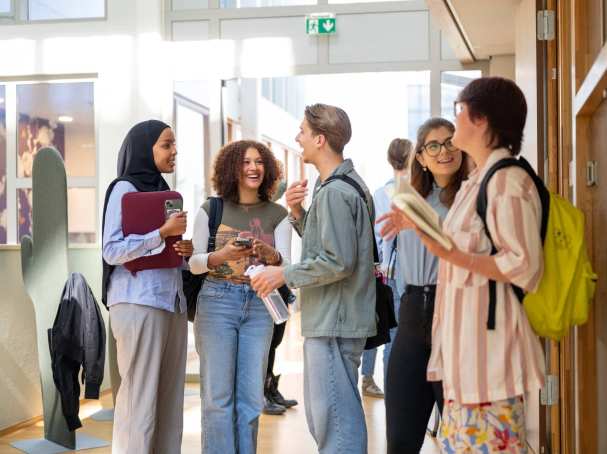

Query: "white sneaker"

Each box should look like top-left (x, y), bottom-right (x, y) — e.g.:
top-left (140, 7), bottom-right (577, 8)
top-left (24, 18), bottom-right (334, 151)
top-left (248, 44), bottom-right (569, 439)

top-left (362, 375), bottom-right (384, 398)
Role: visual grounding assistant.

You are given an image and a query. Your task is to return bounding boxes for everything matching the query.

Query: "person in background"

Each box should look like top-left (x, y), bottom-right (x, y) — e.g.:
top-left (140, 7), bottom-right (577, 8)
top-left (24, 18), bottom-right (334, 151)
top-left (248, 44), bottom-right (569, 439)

top-left (102, 120), bottom-right (193, 454)
top-left (189, 140), bottom-right (291, 454)
top-left (263, 180), bottom-right (299, 415)
top-left (378, 118), bottom-right (468, 453)
top-left (387, 77), bottom-right (545, 452)
top-left (262, 320), bottom-right (299, 414)
top-left (250, 104), bottom-right (376, 454)
top-left (361, 138), bottom-right (413, 398)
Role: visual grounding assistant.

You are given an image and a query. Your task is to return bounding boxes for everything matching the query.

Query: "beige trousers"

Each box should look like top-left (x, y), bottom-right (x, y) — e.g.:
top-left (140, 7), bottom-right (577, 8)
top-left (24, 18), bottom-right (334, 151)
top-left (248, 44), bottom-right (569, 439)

top-left (109, 303), bottom-right (187, 454)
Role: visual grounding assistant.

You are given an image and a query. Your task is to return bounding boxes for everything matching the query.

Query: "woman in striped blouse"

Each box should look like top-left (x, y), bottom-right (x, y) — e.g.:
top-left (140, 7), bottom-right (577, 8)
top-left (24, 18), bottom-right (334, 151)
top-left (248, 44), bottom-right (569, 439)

top-left (378, 118), bottom-right (469, 453)
top-left (387, 77), bottom-right (545, 453)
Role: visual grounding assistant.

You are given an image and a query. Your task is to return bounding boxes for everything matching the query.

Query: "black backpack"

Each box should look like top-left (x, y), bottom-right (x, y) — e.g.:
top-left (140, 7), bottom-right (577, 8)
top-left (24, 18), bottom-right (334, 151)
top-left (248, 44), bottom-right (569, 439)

top-left (476, 157), bottom-right (549, 330)
top-left (324, 174), bottom-right (398, 350)
top-left (182, 197), bottom-right (222, 322)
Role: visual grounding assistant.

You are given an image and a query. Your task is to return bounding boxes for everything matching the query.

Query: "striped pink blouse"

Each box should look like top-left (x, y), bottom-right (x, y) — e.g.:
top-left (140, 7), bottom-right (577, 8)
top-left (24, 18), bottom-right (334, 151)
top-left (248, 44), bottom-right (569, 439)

top-left (427, 149), bottom-right (546, 404)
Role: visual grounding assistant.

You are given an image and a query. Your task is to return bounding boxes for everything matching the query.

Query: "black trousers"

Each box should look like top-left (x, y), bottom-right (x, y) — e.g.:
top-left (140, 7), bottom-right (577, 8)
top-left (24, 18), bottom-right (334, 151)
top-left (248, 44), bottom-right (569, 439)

top-left (385, 285), bottom-right (444, 454)
top-left (266, 321), bottom-right (286, 376)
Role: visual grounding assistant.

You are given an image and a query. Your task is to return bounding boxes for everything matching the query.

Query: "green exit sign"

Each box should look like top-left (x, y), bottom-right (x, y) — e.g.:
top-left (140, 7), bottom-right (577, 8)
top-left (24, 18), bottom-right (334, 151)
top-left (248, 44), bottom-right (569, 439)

top-left (306, 15), bottom-right (336, 35)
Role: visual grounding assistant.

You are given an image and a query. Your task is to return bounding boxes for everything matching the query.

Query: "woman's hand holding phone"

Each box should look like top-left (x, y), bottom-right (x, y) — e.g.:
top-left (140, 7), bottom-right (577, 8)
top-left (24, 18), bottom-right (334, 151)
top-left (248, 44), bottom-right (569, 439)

top-left (159, 211), bottom-right (187, 239)
top-left (209, 238), bottom-right (253, 266)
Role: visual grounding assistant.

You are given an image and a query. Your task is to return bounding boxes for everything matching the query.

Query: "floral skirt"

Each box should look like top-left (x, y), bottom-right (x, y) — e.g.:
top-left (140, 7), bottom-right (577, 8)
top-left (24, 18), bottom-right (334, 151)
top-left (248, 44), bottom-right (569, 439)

top-left (439, 396), bottom-right (527, 453)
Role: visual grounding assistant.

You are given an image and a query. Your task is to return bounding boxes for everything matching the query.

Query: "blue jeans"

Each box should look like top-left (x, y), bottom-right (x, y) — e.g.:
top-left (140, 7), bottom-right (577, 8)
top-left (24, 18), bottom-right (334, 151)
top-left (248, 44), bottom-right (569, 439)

top-left (361, 279), bottom-right (401, 385)
top-left (194, 278), bottom-right (274, 454)
top-left (304, 337), bottom-right (368, 454)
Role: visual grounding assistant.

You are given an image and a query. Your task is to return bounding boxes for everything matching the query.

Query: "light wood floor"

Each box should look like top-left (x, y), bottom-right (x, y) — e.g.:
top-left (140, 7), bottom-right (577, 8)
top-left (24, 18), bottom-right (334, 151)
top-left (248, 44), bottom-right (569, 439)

top-left (0, 314), bottom-right (442, 454)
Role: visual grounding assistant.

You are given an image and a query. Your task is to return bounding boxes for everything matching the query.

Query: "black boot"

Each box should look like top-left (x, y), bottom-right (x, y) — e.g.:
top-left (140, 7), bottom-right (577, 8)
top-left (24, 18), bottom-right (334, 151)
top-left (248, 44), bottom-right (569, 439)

top-left (263, 375), bottom-right (286, 415)
top-left (269, 374), bottom-right (298, 408)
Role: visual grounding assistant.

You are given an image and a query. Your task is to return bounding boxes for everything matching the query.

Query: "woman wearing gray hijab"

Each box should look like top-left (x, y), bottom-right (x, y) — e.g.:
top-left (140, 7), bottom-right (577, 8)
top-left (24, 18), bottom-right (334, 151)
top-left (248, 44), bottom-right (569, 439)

top-left (102, 120), bottom-right (192, 454)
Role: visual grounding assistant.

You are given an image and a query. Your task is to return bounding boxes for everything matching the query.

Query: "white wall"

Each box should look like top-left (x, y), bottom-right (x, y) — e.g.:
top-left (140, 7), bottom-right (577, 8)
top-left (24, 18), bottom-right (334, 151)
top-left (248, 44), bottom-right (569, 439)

top-left (0, 0), bottom-right (483, 432)
top-left (515, 0), bottom-right (538, 173)
top-left (0, 0), bottom-right (171, 431)
top-left (259, 98), bottom-right (300, 151)
top-left (515, 1), bottom-right (540, 452)
top-left (490, 54), bottom-right (515, 80)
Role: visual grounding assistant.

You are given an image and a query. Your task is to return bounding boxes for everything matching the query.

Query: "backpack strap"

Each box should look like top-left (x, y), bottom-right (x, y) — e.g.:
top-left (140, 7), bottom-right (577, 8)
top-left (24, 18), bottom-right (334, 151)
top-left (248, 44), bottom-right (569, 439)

top-left (476, 156), bottom-right (549, 330)
top-left (207, 197), bottom-right (223, 253)
top-left (323, 174), bottom-right (380, 264)
top-left (388, 235), bottom-right (398, 280)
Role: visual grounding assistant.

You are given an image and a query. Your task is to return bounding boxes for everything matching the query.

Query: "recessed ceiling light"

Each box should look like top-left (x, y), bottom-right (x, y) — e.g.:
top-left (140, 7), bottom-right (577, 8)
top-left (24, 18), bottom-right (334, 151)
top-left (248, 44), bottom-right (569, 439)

top-left (58, 115), bottom-right (73, 123)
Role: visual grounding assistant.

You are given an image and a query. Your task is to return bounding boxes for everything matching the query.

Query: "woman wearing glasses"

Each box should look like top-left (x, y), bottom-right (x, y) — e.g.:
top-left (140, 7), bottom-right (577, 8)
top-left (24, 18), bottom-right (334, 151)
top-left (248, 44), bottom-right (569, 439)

top-left (377, 117), bottom-right (469, 453)
top-left (388, 77), bottom-right (545, 453)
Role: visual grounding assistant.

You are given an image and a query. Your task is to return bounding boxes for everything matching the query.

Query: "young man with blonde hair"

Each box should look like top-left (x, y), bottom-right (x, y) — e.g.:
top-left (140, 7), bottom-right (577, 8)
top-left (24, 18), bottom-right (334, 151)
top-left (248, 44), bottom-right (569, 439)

top-left (251, 103), bottom-right (376, 454)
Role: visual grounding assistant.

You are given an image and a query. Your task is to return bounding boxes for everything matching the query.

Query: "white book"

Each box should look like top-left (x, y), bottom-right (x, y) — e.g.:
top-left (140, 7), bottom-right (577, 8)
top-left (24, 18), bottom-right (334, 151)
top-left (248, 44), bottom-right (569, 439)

top-left (390, 177), bottom-right (453, 251)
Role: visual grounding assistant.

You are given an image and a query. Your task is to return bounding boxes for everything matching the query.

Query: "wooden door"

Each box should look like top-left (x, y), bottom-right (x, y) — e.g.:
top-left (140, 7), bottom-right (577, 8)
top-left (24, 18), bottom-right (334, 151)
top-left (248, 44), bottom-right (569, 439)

top-left (540, 0), bottom-right (607, 452)
top-left (552, 0), bottom-right (607, 452)
top-left (536, 0), bottom-right (565, 452)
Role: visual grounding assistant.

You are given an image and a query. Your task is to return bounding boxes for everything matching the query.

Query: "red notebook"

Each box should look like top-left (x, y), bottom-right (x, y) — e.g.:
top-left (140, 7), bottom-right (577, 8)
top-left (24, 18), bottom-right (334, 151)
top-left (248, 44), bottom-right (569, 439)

top-left (121, 191), bottom-right (183, 273)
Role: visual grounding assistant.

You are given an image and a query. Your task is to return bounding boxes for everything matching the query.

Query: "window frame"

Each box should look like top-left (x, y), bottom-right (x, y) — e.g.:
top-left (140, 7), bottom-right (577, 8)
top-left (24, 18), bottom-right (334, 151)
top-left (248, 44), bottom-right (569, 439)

top-left (172, 93), bottom-right (212, 203)
top-left (0, 0), bottom-right (15, 18)
top-left (172, 92), bottom-right (212, 382)
top-left (0, 77), bottom-right (98, 247)
top-left (0, 0), bottom-right (107, 25)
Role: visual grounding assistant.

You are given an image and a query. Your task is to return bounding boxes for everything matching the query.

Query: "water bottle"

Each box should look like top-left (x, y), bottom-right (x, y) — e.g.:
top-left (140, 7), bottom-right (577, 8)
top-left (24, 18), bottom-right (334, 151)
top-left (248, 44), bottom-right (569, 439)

top-left (245, 265), bottom-right (290, 324)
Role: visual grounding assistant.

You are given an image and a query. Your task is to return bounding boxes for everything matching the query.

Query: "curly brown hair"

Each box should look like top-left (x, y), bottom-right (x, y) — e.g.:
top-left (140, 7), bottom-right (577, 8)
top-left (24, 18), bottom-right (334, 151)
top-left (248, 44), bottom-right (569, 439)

top-left (212, 140), bottom-right (283, 203)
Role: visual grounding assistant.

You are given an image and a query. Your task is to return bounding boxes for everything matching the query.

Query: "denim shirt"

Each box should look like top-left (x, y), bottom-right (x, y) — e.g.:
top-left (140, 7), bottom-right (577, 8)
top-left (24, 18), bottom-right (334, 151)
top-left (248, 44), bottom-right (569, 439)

top-left (373, 178), bottom-right (396, 272)
top-left (102, 181), bottom-right (186, 313)
top-left (284, 159), bottom-right (377, 338)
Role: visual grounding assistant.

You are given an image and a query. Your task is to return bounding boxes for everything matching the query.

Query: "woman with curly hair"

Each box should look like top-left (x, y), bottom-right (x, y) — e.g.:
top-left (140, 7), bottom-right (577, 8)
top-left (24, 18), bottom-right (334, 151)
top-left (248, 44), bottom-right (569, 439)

top-left (189, 139), bottom-right (291, 454)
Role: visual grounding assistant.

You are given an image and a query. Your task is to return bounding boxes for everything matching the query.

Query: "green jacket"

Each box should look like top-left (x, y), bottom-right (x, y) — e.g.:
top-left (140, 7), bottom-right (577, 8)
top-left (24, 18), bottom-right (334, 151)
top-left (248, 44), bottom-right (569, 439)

top-left (284, 159), bottom-right (377, 338)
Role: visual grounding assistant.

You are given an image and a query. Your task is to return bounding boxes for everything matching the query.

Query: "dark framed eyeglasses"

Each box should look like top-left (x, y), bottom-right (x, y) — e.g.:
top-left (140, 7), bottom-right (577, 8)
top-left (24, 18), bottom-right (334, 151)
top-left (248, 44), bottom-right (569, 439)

top-left (420, 138), bottom-right (458, 157)
top-left (453, 101), bottom-right (464, 116)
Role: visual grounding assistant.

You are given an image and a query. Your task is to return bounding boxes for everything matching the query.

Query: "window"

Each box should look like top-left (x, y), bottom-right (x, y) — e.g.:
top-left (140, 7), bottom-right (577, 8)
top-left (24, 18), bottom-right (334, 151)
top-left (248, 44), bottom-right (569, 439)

top-left (5, 81), bottom-right (97, 245)
top-left (28, 0), bottom-right (105, 21)
top-left (407, 76), bottom-right (431, 141)
top-left (0, 86), bottom-right (6, 244)
top-left (174, 95), bottom-right (209, 239)
top-left (220, 0), bottom-right (315, 8)
top-left (0, 0), bottom-right (12, 15)
top-left (440, 70), bottom-right (481, 122)
top-left (261, 77), bottom-right (306, 119)
top-left (173, 94), bottom-right (210, 380)
top-left (329, 0), bottom-right (409, 4)
top-left (172, 0), bottom-right (209, 10)
top-left (226, 118), bottom-right (242, 143)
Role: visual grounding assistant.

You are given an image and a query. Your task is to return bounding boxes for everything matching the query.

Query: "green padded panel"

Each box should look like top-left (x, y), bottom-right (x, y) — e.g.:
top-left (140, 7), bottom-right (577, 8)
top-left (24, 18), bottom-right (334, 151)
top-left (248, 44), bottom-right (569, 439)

top-left (20, 147), bottom-right (74, 449)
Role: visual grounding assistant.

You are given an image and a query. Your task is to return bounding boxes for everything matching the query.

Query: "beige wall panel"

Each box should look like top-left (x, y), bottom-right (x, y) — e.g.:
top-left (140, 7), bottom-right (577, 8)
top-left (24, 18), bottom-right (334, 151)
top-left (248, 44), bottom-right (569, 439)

top-left (221, 17), bottom-right (318, 66)
top-left (489, 54), bottom-right (515, 80)
top-left (329, 11), bottom-right (429, 64)
top-left (173, 20), bottom-right (211, 41)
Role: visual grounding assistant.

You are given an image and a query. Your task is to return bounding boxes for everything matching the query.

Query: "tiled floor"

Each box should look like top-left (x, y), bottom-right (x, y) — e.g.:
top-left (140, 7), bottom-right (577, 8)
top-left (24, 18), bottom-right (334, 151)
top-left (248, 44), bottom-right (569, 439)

top-left (0, 313), bottom-right (442, 454)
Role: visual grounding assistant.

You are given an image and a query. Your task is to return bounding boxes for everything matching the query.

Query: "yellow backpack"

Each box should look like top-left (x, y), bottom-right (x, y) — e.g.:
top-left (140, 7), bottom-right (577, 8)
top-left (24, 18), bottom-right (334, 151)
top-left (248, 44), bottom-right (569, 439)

top-left (477, 157), bottom-right (598, 341)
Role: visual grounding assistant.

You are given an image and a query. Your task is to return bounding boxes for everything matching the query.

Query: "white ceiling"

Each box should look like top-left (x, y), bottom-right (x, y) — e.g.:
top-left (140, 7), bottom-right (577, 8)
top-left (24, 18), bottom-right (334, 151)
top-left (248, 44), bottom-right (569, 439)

top-left (452, 0), bottom-right (518, 59)
top-left (438, 0), bottom-right (519, 60)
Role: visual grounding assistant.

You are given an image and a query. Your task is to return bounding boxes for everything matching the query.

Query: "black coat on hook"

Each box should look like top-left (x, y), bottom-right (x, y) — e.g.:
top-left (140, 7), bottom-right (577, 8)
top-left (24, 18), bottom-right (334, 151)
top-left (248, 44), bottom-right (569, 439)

top-left (48, 272), bottom-right (106, 431)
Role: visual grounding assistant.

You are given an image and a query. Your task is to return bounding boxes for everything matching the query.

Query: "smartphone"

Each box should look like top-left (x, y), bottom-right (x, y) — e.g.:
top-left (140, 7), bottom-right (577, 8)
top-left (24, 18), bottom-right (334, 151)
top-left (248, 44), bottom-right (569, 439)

top-left (164, 198), bottom-right (183, 219)
top-left (234, 237), bottom-right (253, 248)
